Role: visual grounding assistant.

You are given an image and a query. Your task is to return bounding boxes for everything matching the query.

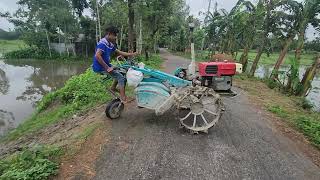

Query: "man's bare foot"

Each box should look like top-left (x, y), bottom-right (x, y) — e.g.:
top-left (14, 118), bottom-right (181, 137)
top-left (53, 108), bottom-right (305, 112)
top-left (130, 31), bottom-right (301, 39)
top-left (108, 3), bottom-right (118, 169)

top-left (120, 97), bottom-right (135, 104)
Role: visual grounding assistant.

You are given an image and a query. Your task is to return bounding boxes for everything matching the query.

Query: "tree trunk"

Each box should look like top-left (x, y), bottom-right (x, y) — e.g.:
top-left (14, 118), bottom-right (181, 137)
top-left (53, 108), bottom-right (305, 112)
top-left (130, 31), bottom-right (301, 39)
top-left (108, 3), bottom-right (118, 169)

top-left (95, 15), bottom-right (98, 43)
top-left (137, 18), bottom-right (143, 54)
top-left (298, 55), bottom-right (320, 96)
top-left (45, 29), bottom-right (52, 58)
top-left (295, 29), bottom-right (306, 61)
top-left (119, 25), bottom-right (124, 49)
top-left (240, 46), bottom-right (250, 72)
top-left (270, 36), bottom-right (293, 79)
top-left (249, 47), bottom-right (263, 77)
top-left (96, 0), bottom-right (101, 39)
top-left (128, 0), bottom-right (135, 51)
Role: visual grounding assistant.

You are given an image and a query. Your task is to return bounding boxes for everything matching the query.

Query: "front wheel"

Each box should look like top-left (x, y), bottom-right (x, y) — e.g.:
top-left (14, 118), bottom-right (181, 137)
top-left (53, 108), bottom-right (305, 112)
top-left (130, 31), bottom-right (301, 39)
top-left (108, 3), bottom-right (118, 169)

top-left (105, 99), bottom-right (124, 119)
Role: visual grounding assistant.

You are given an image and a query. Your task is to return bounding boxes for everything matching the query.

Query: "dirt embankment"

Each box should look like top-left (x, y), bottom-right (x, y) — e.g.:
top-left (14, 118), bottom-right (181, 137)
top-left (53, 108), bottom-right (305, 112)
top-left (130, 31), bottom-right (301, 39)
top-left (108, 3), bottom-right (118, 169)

top-left (0, 104), bottom-right (112, 179)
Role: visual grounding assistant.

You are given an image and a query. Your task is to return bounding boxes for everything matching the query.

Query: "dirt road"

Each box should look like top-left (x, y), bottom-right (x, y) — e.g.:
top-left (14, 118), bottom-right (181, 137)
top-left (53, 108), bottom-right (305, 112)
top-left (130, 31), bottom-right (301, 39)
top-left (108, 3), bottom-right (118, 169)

top-left (94, 49), bottom-right (320, 180)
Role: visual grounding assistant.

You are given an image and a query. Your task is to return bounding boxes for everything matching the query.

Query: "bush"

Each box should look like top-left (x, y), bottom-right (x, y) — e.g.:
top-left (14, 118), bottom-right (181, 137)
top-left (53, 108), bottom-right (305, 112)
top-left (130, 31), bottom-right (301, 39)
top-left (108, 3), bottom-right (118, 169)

top-left (4, 47), bottom-right (60, 59)
top-left (297, 98), bottom-right (314, 110)
top-left (37, 69), bottom-right (111, 113)
top-left (264, 78), bottom-right (279, 89)
top-left (295, 116), bottom-right (320, 148)
top-left (0, 146), bottom-right (62, 180)
top-left (3, 47), bottom-right (87, 60)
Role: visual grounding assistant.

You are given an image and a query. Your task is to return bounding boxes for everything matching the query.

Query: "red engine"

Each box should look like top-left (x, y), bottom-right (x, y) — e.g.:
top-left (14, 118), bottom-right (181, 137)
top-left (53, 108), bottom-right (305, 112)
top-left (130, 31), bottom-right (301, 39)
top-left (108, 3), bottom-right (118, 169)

top-left (198, 62), bottom-right (236, 77)
top-left (198, 61), bottom-right (237, 91)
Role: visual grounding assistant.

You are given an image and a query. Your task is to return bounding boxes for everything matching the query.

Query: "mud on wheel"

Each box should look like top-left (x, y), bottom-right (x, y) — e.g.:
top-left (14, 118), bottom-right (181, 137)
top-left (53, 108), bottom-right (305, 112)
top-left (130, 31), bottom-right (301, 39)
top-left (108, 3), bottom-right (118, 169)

top-left (177, 87), bottom-right (222, 133)
top-left (105, 99), bottom-right (124, 119)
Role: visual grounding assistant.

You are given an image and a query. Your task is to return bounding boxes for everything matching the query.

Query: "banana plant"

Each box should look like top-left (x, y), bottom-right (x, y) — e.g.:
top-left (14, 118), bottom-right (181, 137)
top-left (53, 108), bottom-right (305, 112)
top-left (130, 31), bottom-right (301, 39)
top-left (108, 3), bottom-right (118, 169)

top-left (270, 0), bottom-right (303, 80)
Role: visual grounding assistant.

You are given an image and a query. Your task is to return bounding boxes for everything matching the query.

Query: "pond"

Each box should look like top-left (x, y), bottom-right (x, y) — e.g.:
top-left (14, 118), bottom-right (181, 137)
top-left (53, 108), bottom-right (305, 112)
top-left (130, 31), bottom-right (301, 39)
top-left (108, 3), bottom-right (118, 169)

top-left (0, 59), bottom-right (91, 136)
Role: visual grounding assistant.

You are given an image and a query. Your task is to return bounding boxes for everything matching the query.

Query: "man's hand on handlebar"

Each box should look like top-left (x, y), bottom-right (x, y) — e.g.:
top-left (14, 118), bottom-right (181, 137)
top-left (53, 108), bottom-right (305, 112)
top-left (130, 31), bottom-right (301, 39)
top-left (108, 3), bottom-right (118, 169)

top-left (106, 66), bottom-right (114, 73)
top-left (129, 52), bottom-right (139, 57)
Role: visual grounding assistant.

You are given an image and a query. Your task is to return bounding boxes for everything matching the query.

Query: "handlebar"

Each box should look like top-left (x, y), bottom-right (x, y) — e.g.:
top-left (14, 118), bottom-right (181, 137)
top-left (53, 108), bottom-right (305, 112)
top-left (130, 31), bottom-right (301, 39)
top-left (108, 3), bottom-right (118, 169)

top-left (116, 55), bottom-right (137, 67)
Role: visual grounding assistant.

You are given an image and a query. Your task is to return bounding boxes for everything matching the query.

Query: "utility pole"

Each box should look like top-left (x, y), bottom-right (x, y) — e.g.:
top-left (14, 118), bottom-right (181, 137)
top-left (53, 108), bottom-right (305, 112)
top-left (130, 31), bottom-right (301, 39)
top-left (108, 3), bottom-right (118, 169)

top-left (188, 18), bottom-right (196, 76)
top-left (201, 0), bottom-right (212, 51)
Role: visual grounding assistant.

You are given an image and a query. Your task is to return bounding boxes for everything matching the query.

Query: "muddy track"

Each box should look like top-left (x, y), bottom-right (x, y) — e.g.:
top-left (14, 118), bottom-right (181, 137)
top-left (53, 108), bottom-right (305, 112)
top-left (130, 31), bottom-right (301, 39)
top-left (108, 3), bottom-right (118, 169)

top-left (94, 49), bottom-right (320, 180)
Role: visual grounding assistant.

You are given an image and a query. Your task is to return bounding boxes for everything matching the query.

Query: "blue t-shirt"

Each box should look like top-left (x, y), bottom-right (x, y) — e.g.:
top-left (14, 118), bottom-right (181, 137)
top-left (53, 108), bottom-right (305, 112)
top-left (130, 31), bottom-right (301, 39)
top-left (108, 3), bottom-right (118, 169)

top-left (92, 38), bottom-right (117, 72)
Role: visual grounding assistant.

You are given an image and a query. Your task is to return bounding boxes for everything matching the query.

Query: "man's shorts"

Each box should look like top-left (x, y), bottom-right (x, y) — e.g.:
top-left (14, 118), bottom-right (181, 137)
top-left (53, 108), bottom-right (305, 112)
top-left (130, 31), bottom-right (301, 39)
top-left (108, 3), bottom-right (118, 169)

top-left (98, 70), bottom-right (126, 87)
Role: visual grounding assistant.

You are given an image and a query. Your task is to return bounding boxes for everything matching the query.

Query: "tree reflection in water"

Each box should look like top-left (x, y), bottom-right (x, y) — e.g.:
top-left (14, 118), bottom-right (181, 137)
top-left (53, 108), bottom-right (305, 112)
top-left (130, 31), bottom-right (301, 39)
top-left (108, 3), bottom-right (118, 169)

top-left (0, 109), bottom-right (15, 136)
top-left (0, 59), bottom-right (90, 136)
top-left (0, 68), bottom-right (9, 95)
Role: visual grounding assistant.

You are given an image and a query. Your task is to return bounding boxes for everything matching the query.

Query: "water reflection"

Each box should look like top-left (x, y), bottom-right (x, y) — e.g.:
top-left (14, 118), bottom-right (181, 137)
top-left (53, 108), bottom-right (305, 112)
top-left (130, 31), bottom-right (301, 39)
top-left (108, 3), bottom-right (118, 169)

top-left (0, 59), bottom-right (90, 136)
top-left (0, 66), bottom-right (9, 95)
top-left (0, 110), bottom-right (15, 136)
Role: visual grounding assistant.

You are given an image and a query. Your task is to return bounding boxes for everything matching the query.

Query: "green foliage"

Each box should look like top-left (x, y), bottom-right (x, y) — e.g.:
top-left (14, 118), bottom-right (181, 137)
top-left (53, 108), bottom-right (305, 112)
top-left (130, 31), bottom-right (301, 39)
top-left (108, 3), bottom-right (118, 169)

top-left (0, 40), bottom-right (26, 54)
top-left (0, 29), bottom-right (20, 40)
top-left (286, 57), bottom-right (303, 94)
top-left (297, 97), bottom-right (314, 110)
top-left (4, 47), bottom-right (90, 60)
top-left (264, 78), bottom-right (279, 89)
top-left (136, 55), bottom-right (163, 69)
top-left (305, 37), bottom-right (320, 52)
top-left (267, 105), bottom-right (289, 118)
top-left (58, 69), bottom-right (111, 109)
top-left (4, 47), bottom-right (60, 59)
top-left (0, 146), bottom-right (62, 179)
top-left (295, 115), bottom-right (320, 148)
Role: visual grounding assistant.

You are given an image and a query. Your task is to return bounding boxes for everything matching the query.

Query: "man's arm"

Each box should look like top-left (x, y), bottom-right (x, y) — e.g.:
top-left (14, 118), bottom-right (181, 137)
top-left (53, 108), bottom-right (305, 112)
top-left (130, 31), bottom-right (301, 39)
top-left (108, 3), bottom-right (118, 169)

top-left (95, 49), bottom-right (113, 72)
top-left (115, 49), bottom-right (138, 57)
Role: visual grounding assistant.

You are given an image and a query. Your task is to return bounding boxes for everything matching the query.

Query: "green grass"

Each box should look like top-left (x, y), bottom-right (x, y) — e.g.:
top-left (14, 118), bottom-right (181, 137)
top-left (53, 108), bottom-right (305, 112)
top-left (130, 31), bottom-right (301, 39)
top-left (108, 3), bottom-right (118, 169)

top-left (238, 50), bottom-right (316, 66)
top-left (267, 105), bottom-right (289, 119)
top-left (75, 123), bottom-right (102, 140)
top-left (0, 40), bottom-right (26, 54)
top-left (267, 104), bottom-right (320, 148)
top-left (0, 146), bottom-right (63, 179)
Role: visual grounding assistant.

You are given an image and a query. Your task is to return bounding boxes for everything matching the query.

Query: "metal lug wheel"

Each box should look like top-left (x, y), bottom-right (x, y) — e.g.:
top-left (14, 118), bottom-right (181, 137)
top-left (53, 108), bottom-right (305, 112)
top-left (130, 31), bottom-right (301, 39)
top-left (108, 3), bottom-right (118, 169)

top-left (178, 88), bottom-right (222, 133)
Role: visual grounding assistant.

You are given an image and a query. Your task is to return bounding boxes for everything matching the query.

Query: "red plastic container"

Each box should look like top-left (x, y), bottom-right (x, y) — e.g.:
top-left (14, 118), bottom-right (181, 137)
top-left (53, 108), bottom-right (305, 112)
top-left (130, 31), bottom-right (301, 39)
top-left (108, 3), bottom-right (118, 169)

top-left (198, 62), bottom-right (236, 77)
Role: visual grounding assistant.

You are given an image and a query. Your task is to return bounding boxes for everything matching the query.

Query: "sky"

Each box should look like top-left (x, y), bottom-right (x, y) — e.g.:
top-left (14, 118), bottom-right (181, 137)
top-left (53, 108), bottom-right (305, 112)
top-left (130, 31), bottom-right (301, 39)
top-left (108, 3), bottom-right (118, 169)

top-left (0, 0), bottom-right (318, 40)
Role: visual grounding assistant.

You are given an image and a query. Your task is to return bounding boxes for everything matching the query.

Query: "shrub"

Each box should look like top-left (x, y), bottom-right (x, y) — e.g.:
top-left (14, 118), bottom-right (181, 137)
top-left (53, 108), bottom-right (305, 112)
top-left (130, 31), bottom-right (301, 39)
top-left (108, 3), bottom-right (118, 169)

top-left (0, 146), bottom-right (62, 180)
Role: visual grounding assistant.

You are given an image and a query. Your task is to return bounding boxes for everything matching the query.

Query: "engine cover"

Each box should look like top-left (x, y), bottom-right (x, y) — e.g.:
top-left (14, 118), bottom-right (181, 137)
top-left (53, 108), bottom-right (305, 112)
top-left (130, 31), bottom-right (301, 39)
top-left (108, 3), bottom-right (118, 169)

top-left (198, 62), bottom-right (236, 77)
